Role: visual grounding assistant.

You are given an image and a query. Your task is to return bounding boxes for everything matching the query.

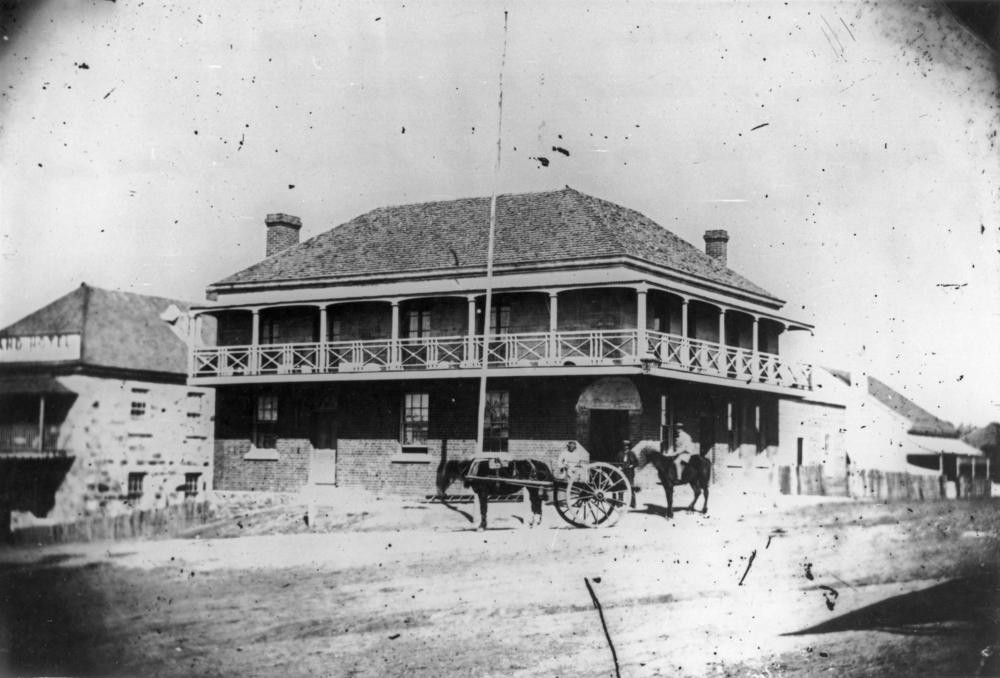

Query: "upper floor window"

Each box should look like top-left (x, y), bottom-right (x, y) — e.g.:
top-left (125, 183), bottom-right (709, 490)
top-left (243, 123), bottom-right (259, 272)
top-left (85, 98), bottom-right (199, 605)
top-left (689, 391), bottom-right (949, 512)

top-left (130, 388), bottom-right (149, 419)
top-left (186, 392), bottom-right (203, 419)
top-left (483, 390), bottom-right (509, 452)
top-left (406, 309), bottom-right (431, 339)
top-left (489, 303), bottom-right (510, 336)
top-left (254, 395), bottom-right (278, 448)
top-left (401, 392), bottom-right (429, 448)
top-left (262, 318), bottom-right (281, 344)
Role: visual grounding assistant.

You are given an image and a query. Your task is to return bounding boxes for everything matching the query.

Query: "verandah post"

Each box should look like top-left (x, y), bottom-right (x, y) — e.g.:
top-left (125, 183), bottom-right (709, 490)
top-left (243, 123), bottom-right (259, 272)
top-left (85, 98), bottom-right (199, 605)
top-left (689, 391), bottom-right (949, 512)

top-left (636, 285), bottom-right (647, 362)
top-left (250, 308), bottom-right (260, 374)
top-left (466, 296), bottom-right (477, 366)
top-left (717, 308), bottom-right (727, 374)
top-left (548, 291), bottom-right (559, 363)
top-left (390, 300), bottom-right (401, 368)
top-left (680, 299), bottom-right (689, 367)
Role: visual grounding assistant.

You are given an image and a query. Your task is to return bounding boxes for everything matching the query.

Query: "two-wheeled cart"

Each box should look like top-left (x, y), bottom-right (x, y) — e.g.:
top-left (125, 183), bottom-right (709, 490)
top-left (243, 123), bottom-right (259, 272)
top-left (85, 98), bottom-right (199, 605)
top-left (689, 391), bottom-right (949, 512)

top-left (462, 456), bottom-right (634, 528)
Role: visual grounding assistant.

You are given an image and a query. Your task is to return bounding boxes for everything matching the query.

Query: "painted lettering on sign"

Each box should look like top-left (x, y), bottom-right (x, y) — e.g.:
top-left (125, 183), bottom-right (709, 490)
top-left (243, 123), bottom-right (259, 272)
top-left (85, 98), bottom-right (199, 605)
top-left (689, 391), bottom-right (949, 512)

top-left (0, 334), bottom-right (82, 362)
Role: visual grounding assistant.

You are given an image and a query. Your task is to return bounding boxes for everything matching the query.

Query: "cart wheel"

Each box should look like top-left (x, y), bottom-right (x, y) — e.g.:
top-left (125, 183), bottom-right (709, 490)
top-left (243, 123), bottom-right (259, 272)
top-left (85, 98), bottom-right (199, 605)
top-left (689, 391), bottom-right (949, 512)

top-left (553, 462), bottom-right (632, 528)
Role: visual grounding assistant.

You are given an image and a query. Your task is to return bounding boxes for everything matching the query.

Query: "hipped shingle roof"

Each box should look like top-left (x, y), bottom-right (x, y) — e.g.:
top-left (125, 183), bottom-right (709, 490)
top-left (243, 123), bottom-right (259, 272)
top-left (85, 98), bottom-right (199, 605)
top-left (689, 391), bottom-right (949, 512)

top-left (0, 284), bottom-right (207, 376)
top-left (212, 187), bottom-right (777, 300)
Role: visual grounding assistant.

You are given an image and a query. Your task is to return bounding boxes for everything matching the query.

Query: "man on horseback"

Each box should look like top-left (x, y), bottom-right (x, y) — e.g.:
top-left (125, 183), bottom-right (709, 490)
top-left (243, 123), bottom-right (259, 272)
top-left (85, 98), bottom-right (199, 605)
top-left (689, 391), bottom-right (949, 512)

top-left (671, 422), bottom-right (696, 479)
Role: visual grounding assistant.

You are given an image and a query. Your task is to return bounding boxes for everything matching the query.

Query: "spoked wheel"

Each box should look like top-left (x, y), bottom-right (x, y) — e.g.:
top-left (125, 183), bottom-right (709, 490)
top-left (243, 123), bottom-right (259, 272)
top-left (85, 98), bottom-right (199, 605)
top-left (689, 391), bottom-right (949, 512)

top-left (552, 462), bottom-right (633, 528)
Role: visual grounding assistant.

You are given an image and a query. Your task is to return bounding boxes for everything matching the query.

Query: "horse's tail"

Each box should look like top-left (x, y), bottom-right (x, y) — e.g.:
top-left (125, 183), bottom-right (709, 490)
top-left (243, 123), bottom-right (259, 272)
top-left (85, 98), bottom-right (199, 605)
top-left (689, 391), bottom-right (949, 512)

top-left (697, 454), bottom-right (712, 484)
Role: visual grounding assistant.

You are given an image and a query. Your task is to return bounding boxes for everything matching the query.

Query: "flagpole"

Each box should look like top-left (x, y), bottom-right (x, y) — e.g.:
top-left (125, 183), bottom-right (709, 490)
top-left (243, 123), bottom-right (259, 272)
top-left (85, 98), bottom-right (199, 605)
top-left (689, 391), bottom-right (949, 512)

top-left (475, 10), bottom-right (508, 455)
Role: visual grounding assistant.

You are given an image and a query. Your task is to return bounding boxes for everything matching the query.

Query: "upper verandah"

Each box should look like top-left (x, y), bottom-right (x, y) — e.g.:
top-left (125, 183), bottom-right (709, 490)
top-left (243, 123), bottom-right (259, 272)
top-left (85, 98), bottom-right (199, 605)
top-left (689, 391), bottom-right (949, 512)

top-left (206, 187), bottom-right (787, 311)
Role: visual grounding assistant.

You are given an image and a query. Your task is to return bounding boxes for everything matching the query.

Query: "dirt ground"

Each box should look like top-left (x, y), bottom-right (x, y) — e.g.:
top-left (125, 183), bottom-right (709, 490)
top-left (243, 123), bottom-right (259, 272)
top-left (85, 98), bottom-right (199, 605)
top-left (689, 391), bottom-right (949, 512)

top-left (1, 479), bottom-right (998, 678)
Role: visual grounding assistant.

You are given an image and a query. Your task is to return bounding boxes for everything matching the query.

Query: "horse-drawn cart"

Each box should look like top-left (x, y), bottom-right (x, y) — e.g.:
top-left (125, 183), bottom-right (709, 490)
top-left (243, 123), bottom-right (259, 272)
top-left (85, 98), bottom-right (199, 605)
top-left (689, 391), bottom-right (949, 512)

top-left (442, 455), bottom-right (634, 529)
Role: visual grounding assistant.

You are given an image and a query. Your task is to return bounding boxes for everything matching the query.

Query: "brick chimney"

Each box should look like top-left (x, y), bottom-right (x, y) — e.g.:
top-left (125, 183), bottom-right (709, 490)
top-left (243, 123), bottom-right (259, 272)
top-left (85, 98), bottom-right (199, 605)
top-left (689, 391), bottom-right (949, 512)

top-left (703, 229), bottom-right (729, 266)
top-left (265, 213), bottom-right (302, 257)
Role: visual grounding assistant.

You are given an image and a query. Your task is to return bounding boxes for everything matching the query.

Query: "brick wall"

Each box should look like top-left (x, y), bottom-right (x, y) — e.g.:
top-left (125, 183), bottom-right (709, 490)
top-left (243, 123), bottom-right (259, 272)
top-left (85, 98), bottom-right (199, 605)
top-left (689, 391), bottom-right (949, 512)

top-left (331, 301), bottom-right (390, 341)
top-left (558, 289), bottom-right (637, 331)
top-left (501, 293), bottom-right (550, 333)
top-left (212, 376), bottom-right (798, 497)
top-left (214, 438), bottom-right (311, 492)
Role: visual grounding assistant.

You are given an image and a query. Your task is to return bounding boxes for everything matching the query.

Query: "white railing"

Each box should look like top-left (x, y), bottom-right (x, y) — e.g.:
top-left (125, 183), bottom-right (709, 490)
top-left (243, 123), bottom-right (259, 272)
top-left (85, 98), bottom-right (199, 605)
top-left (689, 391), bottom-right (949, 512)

top-left (190, 330), bottom-right (812, 390)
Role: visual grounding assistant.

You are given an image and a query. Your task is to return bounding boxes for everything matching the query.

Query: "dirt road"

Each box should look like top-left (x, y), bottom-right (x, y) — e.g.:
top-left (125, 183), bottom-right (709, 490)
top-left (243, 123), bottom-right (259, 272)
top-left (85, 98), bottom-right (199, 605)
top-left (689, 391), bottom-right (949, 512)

top-left (1, 490), bottom-right (997, 677)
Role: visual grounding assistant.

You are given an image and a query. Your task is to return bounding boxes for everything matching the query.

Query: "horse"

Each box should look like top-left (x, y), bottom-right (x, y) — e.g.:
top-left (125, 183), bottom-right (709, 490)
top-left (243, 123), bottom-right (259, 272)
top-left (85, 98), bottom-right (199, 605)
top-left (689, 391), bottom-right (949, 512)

top-left (436, 450), bottom-right (554, 531)
top-left (634, 445), bottom-right (712, 518)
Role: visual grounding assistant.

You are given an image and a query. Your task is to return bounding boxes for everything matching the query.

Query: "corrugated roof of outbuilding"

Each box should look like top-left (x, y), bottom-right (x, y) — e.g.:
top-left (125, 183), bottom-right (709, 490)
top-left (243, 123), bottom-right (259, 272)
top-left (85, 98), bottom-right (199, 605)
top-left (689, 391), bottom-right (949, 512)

top-left (867, 376), bottom-right (958, 437)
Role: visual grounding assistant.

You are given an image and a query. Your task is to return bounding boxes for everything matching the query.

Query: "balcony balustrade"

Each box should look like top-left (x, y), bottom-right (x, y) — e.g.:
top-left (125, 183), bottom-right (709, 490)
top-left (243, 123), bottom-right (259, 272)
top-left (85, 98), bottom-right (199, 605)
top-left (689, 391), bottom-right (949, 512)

top-left (190, 328), bottom-right (812, 390)
top-left (0, 424), bottom-right (63, 455)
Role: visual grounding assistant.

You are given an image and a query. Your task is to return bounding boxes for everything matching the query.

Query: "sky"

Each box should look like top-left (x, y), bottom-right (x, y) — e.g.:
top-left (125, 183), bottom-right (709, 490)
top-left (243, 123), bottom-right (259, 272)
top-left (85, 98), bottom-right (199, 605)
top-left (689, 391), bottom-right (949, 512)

top-left (1, 0), bottom-right (998, 425)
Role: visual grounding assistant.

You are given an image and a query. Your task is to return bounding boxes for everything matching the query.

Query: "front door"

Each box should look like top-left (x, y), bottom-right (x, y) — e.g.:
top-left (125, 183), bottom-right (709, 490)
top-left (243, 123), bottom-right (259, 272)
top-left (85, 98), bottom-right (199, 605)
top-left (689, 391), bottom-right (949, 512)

top-left (309, 409), bottom-right (337, 485)
top-left (588, 409), bottom-right (630, 464)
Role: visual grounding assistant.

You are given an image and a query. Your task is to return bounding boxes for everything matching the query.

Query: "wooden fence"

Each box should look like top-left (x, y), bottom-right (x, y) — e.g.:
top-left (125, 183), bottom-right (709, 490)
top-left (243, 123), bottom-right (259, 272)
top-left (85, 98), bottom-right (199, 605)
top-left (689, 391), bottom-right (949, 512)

top-left (778, 465), bottom-right (993, 501)
top-left (9, 500), bottom-right (216, 546)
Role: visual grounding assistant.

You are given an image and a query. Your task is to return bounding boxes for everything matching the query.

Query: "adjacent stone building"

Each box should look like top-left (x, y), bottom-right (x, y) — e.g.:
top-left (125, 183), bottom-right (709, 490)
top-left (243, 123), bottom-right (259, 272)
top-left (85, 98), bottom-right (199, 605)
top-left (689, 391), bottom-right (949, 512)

top-left (0, 284), bottom-right (215, 533)
top-left (188, 188), bottom-right (816, 497)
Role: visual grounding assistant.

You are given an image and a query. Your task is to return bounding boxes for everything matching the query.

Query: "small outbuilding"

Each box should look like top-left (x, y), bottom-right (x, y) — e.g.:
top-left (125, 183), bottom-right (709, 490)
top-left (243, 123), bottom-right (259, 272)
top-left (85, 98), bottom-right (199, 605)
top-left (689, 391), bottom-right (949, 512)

top-left (778, 368), bottom-right (986, 499)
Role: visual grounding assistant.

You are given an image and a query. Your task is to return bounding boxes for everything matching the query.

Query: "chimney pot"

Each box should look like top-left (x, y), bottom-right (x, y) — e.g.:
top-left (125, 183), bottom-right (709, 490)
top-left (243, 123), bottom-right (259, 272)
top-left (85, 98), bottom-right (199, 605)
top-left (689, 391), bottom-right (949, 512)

top-left (265, 213), bottom-right (302, 257)
top-left (703, 229), bottom-right (730, 267)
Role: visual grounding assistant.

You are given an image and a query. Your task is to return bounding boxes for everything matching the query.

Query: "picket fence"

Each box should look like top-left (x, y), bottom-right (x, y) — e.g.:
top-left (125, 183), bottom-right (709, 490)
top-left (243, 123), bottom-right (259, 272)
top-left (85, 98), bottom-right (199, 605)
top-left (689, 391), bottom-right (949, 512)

top-left (9, 500), bottom-right (216, 546)
top-left (778, 465), bottom-right (992, 501)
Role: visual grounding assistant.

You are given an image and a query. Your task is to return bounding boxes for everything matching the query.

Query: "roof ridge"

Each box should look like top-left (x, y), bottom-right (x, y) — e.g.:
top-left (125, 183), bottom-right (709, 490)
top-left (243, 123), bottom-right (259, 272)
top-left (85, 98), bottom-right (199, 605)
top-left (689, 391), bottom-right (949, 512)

top-left (349, 187), bottom-right (569, 216)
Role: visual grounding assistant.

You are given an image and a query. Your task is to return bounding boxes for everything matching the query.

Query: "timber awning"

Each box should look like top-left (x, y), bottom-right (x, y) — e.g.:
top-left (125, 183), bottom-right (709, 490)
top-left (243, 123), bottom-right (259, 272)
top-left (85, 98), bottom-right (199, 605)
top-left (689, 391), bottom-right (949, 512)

top-left (905, 434), bottom-right (985, 475)
top-left (907, 434), bottom-right (983, 457)
top-left (0, 375), bottom-right (74, 395)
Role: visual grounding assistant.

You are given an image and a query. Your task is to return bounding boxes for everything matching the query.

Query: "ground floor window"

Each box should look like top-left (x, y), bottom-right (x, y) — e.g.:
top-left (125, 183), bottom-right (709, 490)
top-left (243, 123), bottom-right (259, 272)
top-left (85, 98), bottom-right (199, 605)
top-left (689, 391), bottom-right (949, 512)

top-left (184, 473), bottom-right (200, 497)
top-left (401, 392), bottom-right (429, 448)
top-left (127, 472), bottom-right (145, 500)
top-left (483, 390), bottom-right (509, 452)
top-left (254, 395), bottom-right (278, 448)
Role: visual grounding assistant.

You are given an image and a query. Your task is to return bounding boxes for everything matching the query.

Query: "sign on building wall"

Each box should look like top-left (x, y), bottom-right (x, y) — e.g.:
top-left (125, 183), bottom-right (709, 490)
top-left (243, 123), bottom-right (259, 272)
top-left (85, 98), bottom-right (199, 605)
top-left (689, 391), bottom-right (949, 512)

top-left (0, 333), bottom-right (82, 362)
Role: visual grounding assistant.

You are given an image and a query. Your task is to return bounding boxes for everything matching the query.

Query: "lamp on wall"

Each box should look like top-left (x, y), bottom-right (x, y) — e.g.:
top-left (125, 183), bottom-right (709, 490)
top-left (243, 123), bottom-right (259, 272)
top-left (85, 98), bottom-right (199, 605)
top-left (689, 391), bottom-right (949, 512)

top-left (640, 353), bottom-right (658, 374)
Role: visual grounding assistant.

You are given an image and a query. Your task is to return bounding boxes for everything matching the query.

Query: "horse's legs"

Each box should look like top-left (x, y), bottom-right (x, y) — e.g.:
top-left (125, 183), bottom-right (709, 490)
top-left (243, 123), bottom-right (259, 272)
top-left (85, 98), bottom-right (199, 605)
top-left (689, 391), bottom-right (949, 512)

top-left (662, 472), bottom-right (674, 519)
top-left (475, 487), bottom-right (488, 531)
top-left (527, 488), bottom-right (543, 527)
top-left (688, 482), bottom-right (700, 511)
top-left (701, 482), bottom-right (709, 514)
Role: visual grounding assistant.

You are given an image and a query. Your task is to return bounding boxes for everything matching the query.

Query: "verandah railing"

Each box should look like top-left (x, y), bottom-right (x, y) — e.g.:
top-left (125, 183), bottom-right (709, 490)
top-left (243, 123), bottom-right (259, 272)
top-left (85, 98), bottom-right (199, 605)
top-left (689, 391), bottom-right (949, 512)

top-left (0, 424), bottom-right (61, 453)
top-left (191, 329), bottom-right (813, 389)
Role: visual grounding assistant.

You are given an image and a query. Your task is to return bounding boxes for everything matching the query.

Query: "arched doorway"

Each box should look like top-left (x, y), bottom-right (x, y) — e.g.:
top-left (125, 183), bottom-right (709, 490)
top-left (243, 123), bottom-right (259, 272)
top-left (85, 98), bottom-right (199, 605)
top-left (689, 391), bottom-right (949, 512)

top-left (576, 377), bottom-right (642, 463)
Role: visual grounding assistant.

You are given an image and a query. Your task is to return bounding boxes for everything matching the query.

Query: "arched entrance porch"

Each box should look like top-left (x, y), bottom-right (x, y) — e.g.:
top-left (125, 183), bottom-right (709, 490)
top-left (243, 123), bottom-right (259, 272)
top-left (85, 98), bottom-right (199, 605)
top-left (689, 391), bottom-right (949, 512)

top-left (576, 376), bottom-right (642, 463)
